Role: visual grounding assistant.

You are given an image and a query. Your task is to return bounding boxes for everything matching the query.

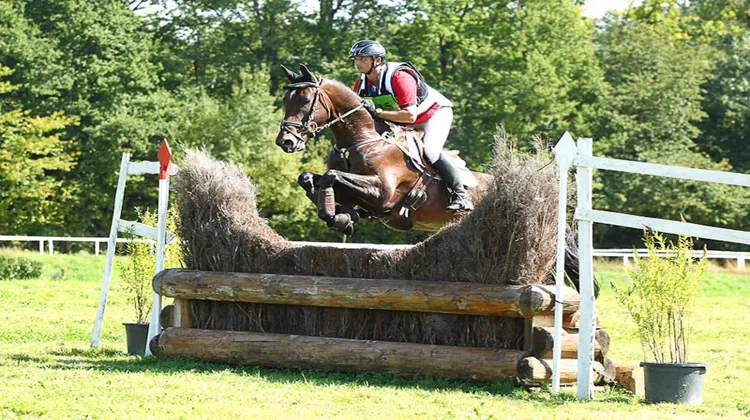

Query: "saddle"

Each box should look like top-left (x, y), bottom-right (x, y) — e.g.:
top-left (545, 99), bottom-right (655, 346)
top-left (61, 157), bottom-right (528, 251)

top-left (368, 122), bottom-right (478, 227)
top-left (377, 121), bottom-right (478, 189)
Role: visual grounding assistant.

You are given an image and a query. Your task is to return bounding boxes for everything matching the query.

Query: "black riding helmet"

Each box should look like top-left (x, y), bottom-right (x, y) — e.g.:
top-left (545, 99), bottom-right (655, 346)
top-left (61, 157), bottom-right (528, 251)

top-left (349, 40), bottom-right (386, 75)
top-left (348, 40), bottom-right (387, 59)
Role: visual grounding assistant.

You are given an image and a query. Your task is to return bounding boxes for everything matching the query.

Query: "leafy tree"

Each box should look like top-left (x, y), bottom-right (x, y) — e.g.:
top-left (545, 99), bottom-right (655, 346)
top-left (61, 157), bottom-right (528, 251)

top-left (592, 1), bottom-right (750, 248)
top-left (697, 32), bottom-right (750, 171)
top-left (0, 65), bottom-right (77, 234)
top-left (0, 0), bottom-right (161, 235)
top-left (391, 0), bottom-right (604, 167)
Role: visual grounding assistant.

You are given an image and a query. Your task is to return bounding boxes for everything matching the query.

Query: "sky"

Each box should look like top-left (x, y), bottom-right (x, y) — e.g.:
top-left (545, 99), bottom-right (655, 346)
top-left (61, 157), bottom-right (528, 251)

top-left (583, 0), bottom-right (645, 17)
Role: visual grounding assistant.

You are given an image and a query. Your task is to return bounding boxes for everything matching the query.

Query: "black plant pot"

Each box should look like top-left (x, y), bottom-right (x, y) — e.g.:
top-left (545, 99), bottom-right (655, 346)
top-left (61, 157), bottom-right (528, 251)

top-left (123, 322), bottom-right (150, 356)
top-left (641, 362), bottom-right (708, 404)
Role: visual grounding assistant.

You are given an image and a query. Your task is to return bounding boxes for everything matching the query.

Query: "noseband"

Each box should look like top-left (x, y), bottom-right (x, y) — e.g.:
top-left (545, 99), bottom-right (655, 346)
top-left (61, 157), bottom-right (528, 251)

top-left (280, 77), bottom-right (364, 150)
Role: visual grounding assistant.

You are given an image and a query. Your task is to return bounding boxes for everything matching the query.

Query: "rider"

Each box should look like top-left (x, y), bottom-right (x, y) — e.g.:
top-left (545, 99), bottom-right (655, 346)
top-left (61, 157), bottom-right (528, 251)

top-left (348, 40), bottom-right (474, 212)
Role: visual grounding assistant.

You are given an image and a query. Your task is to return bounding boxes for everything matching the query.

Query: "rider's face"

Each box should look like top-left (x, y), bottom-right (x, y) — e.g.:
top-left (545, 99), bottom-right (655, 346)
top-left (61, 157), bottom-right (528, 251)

top-left (353, 56), bottom-right (375, 74)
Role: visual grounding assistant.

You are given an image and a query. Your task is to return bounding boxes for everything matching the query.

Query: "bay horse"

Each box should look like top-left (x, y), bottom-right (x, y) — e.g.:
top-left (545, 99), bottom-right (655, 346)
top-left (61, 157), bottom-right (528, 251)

top-left (275, 64), bottom-right (490, 235)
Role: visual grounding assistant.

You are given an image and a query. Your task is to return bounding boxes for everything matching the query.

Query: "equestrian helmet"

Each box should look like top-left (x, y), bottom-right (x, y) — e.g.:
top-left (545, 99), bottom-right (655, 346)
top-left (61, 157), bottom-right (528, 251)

top-left (348, 40), bottom-right (387, 59)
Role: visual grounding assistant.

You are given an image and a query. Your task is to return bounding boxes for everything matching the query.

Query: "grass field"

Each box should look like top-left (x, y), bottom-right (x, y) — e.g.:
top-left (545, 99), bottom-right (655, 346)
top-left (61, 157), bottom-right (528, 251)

top-left (1, 250), bottom-right (749, 419)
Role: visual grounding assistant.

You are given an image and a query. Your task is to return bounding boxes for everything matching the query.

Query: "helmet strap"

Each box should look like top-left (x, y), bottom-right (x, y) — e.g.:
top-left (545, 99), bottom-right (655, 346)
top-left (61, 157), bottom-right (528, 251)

top-left (365, 57), bottom-right (382, 76)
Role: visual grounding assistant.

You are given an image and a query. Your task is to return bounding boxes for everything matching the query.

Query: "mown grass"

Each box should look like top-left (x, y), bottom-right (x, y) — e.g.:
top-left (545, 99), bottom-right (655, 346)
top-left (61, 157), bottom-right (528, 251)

top-left (1, 250), bottom-right (748, 419)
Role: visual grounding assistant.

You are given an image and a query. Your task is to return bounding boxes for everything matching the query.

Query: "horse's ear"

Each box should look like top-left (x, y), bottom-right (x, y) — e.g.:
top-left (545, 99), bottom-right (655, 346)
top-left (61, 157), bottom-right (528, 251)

top-left (299, 63), bottom-right (315, 81)
top-left (280, 64), bottom-right (301, 82)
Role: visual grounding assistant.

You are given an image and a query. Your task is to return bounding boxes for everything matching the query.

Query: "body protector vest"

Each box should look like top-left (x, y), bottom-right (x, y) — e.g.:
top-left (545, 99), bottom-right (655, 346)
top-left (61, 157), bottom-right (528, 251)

top-left (356, 62), bottom-right (452, 118)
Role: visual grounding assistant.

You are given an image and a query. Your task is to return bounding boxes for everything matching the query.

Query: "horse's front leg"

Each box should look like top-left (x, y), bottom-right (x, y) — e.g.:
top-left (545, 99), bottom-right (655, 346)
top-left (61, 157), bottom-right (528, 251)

top-left (316, 170), bottom-right (385, 234)
top-left (298, 171), bottom-right (320, 206)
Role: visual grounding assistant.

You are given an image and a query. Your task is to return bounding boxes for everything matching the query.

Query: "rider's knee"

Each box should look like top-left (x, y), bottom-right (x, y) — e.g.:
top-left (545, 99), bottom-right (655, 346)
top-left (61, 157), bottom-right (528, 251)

top-left (424, 147), bottom-right (441, 164)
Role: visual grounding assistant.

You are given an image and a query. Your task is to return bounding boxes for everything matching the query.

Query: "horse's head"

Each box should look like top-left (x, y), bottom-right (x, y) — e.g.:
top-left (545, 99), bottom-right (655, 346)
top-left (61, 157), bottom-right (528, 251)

top-left (275, 64), bottom-right (332, 153)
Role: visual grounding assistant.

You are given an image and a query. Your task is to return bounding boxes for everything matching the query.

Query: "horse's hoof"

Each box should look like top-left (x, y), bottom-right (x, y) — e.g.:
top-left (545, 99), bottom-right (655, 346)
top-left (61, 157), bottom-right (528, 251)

top-left (298, 172), bottom-right (315, 191)
top-left (331, 213), bottom-right (354, 234)
top-left (337, 205), bottom-right (360, 224)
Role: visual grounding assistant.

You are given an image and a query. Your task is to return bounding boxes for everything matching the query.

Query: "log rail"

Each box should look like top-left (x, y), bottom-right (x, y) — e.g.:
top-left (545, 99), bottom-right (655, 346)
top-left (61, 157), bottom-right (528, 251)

top-left (153, 269), bottom-right (581, 318)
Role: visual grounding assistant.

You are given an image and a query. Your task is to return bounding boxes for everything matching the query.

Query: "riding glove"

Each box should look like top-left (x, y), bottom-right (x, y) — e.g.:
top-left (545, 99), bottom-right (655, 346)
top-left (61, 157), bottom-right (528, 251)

top-left (361, 99), bottom-right (378, 118)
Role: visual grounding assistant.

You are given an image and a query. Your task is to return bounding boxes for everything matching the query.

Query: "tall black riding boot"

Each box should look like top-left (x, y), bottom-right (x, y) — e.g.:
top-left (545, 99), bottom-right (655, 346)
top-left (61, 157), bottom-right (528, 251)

top-left (431, 152), bottom-right (474, 212)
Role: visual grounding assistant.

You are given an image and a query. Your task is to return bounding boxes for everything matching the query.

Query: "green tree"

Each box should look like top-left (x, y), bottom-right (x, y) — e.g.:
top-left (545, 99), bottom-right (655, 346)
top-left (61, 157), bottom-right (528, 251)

top-left (0, 0), bottom-right (163, 235)
top-left (0, 65), bottom-right (77, 233)
top-left (391, 0), bottom-right (603, 167)
top-left (592, 1), bottom-right (750, 248)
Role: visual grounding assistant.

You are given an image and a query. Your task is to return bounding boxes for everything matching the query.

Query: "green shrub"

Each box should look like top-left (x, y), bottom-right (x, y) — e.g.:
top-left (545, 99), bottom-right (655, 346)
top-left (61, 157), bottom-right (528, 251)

top-left (0, 256), bottom-right (43, 280)
top-left (118, 207), bottom-right (183, 323)
top-left (612, 230), bottom-right (706, 363)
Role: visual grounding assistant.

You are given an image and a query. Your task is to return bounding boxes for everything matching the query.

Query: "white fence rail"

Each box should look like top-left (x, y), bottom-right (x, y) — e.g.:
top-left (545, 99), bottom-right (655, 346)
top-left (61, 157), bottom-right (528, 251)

top-left (1, 235), bottom-right (747, 269)
top-left (0, 235), bottom-right (152, 256)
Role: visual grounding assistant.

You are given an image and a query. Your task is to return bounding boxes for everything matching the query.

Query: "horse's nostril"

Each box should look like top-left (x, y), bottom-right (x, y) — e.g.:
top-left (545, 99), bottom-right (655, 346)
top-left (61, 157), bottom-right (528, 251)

top-left (281, 140), bottom-right (295, 153)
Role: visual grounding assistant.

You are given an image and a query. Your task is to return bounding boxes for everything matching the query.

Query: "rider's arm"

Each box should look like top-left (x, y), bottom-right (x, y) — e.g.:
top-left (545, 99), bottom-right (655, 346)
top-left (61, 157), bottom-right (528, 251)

top-left (376, 106), bottom-right (418, 123)
top-left (377, 70), bottom-right (419, 124)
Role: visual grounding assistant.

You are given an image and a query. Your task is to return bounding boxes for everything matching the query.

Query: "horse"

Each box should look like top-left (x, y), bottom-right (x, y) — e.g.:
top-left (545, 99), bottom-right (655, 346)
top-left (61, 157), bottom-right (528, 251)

top-left (274, 64), bottom-right (490, 235)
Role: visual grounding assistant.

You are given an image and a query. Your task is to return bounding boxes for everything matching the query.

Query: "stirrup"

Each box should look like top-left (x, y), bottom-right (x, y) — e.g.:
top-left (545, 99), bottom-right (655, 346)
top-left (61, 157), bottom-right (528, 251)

top-left (446, 193), bottom-right (474, 213)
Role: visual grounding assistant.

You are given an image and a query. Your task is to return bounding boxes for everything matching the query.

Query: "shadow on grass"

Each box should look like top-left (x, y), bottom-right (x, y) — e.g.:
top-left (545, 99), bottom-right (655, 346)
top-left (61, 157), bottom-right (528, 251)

top-left (7, 347), bottom-right (637, 406)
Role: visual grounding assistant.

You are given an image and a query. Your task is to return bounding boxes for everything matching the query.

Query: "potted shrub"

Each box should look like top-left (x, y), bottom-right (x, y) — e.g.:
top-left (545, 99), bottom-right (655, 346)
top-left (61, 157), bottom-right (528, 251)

top-left (612, 229), bottom-right (708, 404)
top-left (119, 207), bottom-right (183, 356)
top-left (119, 209), bottom-right (156, 356)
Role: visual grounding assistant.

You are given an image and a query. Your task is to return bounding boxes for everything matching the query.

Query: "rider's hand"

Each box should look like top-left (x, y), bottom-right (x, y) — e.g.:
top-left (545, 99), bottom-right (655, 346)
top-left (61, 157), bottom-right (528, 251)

top-left (362, 100), bottom-right (377, 118)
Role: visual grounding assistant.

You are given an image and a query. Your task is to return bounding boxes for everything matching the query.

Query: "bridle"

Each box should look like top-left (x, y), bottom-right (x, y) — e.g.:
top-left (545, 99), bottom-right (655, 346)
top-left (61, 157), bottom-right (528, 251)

top-left (280, 77), bottom-right (364, 150)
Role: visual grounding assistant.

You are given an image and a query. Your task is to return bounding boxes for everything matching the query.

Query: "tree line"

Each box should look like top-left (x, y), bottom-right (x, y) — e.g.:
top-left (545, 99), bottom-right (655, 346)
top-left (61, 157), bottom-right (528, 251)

top-left (1, 0), bottom-right (749, 249)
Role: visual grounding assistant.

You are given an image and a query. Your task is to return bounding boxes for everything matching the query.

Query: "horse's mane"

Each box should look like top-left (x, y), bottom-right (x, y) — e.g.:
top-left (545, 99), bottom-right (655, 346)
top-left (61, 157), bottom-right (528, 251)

top-left (321, 76), bottom-right (415, 138)
top-left (322, 77), bottom-right (364, 109)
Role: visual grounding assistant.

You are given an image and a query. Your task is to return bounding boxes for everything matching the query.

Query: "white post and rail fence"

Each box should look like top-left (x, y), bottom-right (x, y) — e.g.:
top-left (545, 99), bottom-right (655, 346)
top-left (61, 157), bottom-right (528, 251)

top-left (552, 132), bottom-right (750, 400)
top-left (1, 236), bottom-right (748, 269)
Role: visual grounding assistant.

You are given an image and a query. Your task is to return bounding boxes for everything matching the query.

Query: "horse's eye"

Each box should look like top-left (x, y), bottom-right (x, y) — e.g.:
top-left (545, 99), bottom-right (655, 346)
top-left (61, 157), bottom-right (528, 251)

top-left (300, 96), bottom-right (311, 104)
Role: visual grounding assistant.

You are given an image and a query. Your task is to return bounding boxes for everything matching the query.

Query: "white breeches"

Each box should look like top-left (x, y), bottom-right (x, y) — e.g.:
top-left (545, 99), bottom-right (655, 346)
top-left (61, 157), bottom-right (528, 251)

top-left (417, 106), bottom-right (453, 164)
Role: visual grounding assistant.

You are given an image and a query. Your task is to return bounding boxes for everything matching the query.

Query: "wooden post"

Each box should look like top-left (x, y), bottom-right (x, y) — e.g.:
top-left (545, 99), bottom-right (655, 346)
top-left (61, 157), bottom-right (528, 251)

top-left (91, 153), bottom-right (131, 348)
top-left (576, 137), bottom-right (596, 400)
top-left (172, 298), bottom-right (192, 328)
top-left (152, 328), bottom-right (527, 382)
top-left (48, 239), bottom-right (53, 256)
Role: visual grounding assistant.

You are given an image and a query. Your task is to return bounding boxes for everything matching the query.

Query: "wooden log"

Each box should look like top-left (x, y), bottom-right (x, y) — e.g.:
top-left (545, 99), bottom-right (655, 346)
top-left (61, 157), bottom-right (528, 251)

top-left (160, 304), bottom-right (174, 329)
top-left (153, 269), bottom-right (581, 318)
top-left (614, 362), bottom-right (645, 397)
top-left (516, 356), bottom-right (612, 386)
top-left (530, 327), bottom-right (604, 360)
top-left (599, 357), bottom-right (617, 385)
top-left (151, 328), bottom-right (527, 382)
top-left (523, 315), bottom-right (553, 351)
top-left (595, 328), bottom-right (610, 356)
top-left (563, 311), bottom-right (600, 329)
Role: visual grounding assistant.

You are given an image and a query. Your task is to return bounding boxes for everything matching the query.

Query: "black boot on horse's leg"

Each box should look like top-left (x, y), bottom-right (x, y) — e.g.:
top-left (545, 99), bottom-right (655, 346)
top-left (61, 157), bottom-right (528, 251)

top-left (432, 152), bottom-right (474, 213)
